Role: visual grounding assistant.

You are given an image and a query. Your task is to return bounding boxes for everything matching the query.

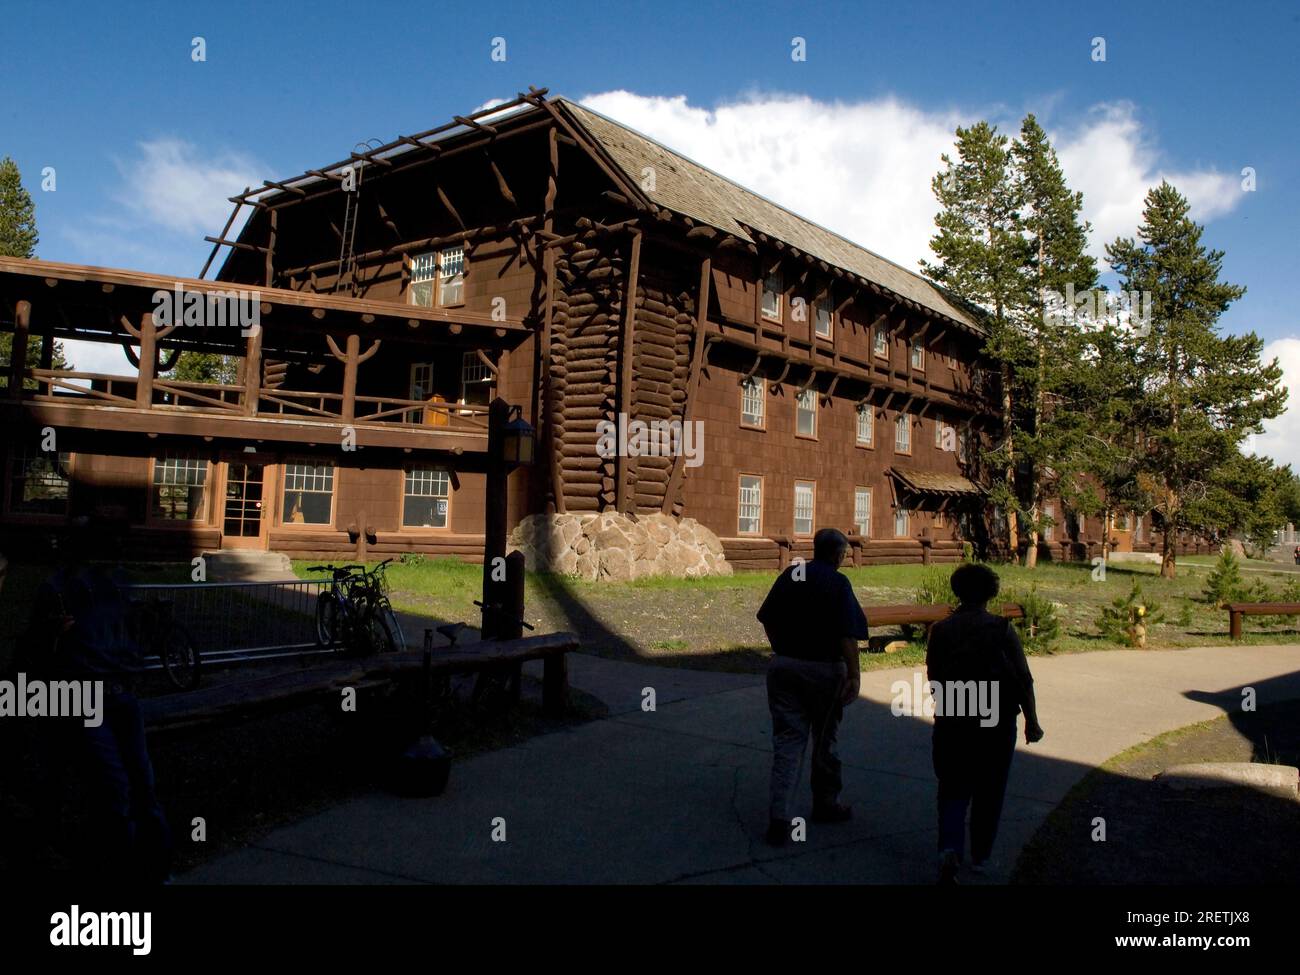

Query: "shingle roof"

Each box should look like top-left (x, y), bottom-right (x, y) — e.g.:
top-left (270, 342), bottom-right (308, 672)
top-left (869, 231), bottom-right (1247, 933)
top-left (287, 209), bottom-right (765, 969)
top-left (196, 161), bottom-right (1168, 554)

top-left (558, 99), bottom-right (980, 334)
top-left (890, 467), bottom-right (983, 496)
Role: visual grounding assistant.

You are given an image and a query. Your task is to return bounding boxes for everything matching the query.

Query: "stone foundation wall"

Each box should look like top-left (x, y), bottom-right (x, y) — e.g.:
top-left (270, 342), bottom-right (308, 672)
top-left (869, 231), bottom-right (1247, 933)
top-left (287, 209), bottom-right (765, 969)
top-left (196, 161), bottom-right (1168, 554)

top-left (509, 512), bottom-right (732, 581)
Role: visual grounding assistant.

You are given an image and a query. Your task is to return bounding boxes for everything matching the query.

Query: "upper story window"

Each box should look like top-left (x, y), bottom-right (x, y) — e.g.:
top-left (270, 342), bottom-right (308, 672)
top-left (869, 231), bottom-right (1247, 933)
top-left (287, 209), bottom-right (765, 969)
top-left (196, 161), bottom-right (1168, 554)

top-left (1043, 503), bottom-right (1056, 541)
top-left (935, 418), bottom-right (956, 452)
top-left (409, 246), bottom-right (465, 307)
top-left (151, 454), bottom-right (209, 522)
top-left (957, 426), bottom-right (971, 464)
top-left (910, 339), bottom-right (925, 370)
top-left (856, 404), bottom-right (874, 447)
top-left (460, 351), bottom-right (493, 408)
top-left (282, 461), bottom-right (335, 526)
top-left (795, 387), bottom-right (817, 438)
top-left (894, 413), bottom-right (912, 454)
top-left (8, 447), bottom-right (71, 516)
top-left (873, 329), bottom-right (889, 358)
top-left (738, 474), bottom-right (763, 535)
top-left (761, 271), bottom-right (783, 321)
top-left (814, 297), bottom-right (833, 339)
top-left (741, 376), bottom-right (766, 428)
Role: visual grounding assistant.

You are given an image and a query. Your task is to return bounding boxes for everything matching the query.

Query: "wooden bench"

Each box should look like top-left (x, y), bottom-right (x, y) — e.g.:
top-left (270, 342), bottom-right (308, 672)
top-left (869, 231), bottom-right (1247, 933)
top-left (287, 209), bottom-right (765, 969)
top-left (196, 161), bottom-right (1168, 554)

top-left (863, 603), bottom-right (1025, 632)
top-left (141, 631), bottom-right (579, 732)
top-left (1226, 602), bottom-right (1300, 640)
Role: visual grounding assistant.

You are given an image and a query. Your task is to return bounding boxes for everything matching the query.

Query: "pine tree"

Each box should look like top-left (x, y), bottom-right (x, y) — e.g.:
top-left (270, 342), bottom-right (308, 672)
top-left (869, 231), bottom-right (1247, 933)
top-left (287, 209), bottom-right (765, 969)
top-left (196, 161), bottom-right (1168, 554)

top-left (0, 156), bottom-right (68, 377)
top-left (1011, 115), bottom-right (1098, 566)
top-left (1107, 182), bottom-right (1286, 578)
top-left (921, 122), bottom-right (1032, 558)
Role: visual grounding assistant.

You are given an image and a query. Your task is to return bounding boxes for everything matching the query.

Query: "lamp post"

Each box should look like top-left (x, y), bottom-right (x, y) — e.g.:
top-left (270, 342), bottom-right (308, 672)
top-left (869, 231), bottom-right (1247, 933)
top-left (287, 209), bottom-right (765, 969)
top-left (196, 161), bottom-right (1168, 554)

top-left (482, 398), bottom-right (535, 641)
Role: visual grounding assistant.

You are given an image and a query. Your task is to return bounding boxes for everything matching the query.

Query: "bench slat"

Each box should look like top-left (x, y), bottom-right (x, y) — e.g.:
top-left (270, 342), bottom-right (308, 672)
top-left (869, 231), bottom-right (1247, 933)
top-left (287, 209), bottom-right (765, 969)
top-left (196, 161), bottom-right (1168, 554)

top-left (864, 603), bottom-right (1025, 628)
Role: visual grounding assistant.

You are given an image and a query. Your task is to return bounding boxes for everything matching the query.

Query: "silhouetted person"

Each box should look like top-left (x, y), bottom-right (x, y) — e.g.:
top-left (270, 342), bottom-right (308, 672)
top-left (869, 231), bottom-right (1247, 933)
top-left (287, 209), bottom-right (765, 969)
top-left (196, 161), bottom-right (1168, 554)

top-left (27, 523), bottom-right (171, 882)
top-left (757, 528), bottom-right (868, 846)
top-left (926, 563), bottom-right (1042, 883)
top-left (1292, 544), bottom-right (1299, 566)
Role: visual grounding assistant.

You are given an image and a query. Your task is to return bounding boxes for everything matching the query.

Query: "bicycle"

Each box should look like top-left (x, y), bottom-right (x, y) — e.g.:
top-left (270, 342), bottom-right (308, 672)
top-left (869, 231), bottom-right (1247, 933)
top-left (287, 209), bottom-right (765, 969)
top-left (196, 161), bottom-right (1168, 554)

top-left (310, 560), bottom-right (404, 656)
top-left (127, 595), bottom-right (201, 691)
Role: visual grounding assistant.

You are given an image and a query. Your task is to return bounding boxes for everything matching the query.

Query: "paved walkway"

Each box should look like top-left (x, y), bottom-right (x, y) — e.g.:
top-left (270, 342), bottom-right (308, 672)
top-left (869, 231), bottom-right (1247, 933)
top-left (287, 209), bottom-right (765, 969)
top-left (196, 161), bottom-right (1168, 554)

top-left (182, 644), bottom-right (1300, 884)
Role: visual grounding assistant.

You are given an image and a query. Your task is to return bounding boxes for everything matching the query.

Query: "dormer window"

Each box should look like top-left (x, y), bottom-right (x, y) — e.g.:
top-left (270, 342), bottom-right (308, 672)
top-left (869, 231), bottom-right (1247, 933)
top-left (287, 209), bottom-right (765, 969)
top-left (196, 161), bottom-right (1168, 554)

top-left (761, 271), bottom-right (783, 321)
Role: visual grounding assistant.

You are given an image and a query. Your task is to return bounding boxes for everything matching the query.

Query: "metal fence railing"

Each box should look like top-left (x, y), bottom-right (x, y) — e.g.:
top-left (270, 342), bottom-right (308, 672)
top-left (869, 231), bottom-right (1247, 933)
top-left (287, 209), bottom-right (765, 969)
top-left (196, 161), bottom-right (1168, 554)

top-left (126, 578), bottom-right (334, 666)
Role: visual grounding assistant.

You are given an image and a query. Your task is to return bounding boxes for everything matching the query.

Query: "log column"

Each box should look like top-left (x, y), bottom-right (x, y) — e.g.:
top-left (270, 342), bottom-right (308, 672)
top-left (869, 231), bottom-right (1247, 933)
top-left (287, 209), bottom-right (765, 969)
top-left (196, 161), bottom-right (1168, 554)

top-left (243, 323), bottom-right (263, 416)
top-left (8, 300), bottom-right (31, 399)
top-left (135, 310), bottom-right (156, 408)
top-left (615, 229), bottom-right (642, 513)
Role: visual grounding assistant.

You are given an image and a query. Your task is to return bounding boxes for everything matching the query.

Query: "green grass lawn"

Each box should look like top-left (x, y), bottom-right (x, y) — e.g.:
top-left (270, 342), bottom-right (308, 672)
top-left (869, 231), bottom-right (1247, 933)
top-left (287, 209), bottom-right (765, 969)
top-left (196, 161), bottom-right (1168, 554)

top-left (289, 554), bottom-right (1300, 672)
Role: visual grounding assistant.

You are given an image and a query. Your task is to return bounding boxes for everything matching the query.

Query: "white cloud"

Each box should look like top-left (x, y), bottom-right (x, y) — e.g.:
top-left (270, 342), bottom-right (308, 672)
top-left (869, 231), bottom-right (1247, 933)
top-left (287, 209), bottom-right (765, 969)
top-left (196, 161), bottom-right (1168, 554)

top-left (1053, 103), bottom-right (1241, 258)
top-left (577, 90), bottom-right (1244, 271)
top-left (1253, 337), bottom-right (1300, 470)
top-left (111, 138), bottom-right (262, 236)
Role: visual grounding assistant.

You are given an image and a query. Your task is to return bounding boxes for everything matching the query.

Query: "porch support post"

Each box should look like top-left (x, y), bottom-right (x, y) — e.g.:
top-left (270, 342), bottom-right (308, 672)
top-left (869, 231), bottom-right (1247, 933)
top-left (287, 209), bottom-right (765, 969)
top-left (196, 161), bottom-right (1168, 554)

top-left (341, 333), bottom-right (359, 423)
top-left (135, 310), bottom-right (156, 408)
top-left (243, 323), bottom-right (262, 416)
top-left (9, 300), bottom-right (31, 399)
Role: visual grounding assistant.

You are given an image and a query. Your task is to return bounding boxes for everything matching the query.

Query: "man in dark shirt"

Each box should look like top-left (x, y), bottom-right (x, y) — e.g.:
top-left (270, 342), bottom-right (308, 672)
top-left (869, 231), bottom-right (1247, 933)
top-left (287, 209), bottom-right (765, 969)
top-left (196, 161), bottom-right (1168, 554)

top-left (757, 528), bottom-right (868, 845)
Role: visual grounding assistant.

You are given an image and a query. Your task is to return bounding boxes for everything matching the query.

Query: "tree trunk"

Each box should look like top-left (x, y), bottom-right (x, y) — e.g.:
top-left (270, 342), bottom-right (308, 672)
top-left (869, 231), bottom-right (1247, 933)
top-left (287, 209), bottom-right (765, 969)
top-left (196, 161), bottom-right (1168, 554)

top-left (1001, 361), bottom-right (1019, 558)
top-left (1025, 505), bottom-right (1039, 567)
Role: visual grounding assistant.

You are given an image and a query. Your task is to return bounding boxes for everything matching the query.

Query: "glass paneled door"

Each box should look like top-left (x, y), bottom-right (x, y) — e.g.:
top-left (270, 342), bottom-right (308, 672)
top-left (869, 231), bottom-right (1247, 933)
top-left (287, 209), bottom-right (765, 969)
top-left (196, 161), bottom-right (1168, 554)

top-left (223, 460), bottom-right (268, 548)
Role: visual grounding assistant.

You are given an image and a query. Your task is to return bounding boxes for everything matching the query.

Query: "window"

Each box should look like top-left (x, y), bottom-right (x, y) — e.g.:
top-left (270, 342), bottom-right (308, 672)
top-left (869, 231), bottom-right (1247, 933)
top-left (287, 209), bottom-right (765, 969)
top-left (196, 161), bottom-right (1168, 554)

top-left (936, 419), bottom-right (956, 452)
top-left (814, 297), bottom-right (833, 339)
top-left (408, 362), bottom-right (436, 423)
top-left (957, 426), bottom-right (970, 464)
top-left (794, 481), bottom-right (815, 536)
top-left (151, 454), bottom-right (208, 522)
top-left (281, 461), bottom-right (334, 526)
top-left (1117, 511), bottom-right (1132, 531)
top-left (741, 376), bottom-right (765, 428)
top-left (854, 488), bottom-right (872, 537)
top-left (403, 467), bottom-right (451, 528)
top-left (8, 448), bottom-right (71, 515)
top-left (795, 387), bottom-right (817, 438)
top-left (738, 475), bottom-right (763, 535)
top-left (761, 271), bottom-right (783, 321)
top-left (460, 351), bottom-right (493, 408)
top-left (409, 247), bottom-right (465, 307)
top-left (910, 339), bottom-right (925, 370)
top-left (894, 508), bottom-right (911, 538)
top-left (873, 329), bottom-right (889, 358)
top-left (438, 245), bottom-right (464, 306)
top-left (409, 253), bottom-right (437, 307)
top-left (1134, 514), bottom-right (1143, 542)
top-left (856, 404), bottom-right (874, 447)
top-left (1043, 504), bottom-right (1055, 542)
top-left (894, 413), bottom-right (911, 453)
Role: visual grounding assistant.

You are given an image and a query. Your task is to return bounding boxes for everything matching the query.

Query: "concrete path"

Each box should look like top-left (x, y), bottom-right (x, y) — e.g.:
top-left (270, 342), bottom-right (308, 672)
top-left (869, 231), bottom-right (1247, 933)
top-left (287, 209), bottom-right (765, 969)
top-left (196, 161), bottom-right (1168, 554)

top-left (182, 644), bottom-right (1300, 885)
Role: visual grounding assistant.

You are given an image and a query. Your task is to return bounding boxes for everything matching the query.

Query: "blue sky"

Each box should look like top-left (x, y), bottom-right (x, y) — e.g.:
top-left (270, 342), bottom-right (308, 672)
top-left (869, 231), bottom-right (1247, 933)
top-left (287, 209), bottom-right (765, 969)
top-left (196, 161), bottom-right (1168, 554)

top-left (3, 0), bottom-right (1298, 453)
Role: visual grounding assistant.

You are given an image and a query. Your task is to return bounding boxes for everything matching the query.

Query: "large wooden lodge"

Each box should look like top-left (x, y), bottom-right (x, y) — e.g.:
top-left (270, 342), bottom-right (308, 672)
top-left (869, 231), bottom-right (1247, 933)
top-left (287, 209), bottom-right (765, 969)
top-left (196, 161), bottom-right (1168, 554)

top-left (0, 89), bottom-right (1208, 569)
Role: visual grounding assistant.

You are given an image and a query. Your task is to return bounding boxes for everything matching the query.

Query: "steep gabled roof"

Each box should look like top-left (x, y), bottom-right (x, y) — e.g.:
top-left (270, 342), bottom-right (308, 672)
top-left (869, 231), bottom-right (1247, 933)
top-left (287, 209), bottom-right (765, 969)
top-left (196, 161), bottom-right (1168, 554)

top-left (557, 98), bottom-right (979, 334)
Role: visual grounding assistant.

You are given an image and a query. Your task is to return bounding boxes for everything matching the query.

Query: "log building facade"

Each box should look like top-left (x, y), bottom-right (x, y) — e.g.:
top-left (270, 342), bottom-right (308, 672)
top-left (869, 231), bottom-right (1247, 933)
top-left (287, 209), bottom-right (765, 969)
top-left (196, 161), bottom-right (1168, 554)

top-left (0, 90), bottom-right (1212, 567)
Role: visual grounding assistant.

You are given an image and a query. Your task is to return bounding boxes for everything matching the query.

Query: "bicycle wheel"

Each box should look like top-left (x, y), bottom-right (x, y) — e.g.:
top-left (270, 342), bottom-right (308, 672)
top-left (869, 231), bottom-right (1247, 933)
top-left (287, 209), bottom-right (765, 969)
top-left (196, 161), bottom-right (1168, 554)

top-left (316, 592), bottom-right (343, 647)
top-left (161, 624), bottom-right (202, 692)
top-left (362, 600), bottom-right (402, 654)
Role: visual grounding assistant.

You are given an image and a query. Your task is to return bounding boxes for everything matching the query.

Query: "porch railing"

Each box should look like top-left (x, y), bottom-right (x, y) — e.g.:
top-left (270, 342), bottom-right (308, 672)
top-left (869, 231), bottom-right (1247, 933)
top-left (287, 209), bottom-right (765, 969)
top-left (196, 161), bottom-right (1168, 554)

top-left (21, 368), bottom-right (490, 432)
